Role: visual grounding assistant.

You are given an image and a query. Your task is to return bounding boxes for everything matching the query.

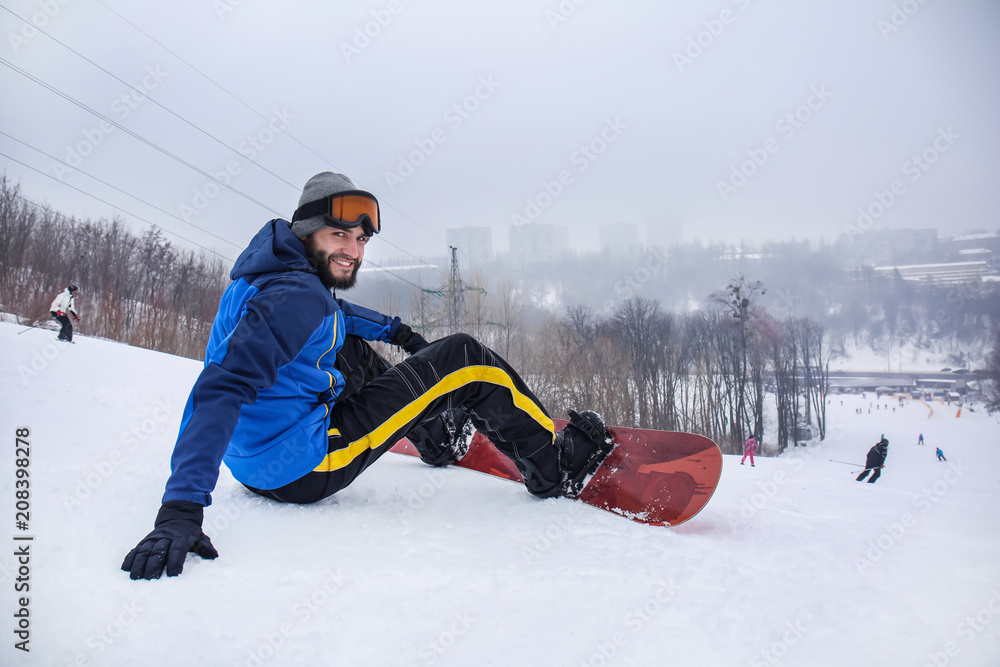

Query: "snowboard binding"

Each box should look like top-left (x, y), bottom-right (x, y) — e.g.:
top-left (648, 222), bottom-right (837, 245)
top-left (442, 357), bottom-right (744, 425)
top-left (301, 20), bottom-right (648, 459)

top-left (407, 408), bottom-right (474, 468)
top-left (557, 410), bottom-right (615, 498)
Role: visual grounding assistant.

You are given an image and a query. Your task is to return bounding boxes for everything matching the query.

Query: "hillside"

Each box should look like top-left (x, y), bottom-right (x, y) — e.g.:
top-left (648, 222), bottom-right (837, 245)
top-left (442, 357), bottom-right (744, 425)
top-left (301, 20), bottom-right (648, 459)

top-left (3, 322), bottom-right (999, 666)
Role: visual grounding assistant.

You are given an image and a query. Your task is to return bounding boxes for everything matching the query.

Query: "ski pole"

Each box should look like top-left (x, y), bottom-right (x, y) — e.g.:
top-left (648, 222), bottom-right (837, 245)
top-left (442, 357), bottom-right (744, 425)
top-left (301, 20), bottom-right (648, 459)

top-left (18, 322), bottom-right (42, 334)
top-left (850, 465), bottom-right (885, 474)
top-left (829, 459), bottom-right (864, 467)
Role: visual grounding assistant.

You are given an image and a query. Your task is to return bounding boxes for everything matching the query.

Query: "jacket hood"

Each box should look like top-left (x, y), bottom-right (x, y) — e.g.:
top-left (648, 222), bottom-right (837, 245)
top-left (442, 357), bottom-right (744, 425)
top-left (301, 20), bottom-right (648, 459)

top-left (231, 219), bottom-right (315, 282)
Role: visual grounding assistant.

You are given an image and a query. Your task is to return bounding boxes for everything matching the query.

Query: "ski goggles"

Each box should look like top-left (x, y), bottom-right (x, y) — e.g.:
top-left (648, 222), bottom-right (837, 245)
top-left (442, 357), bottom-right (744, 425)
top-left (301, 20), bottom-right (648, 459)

top-left (292, 191), bottom-right (381, 236)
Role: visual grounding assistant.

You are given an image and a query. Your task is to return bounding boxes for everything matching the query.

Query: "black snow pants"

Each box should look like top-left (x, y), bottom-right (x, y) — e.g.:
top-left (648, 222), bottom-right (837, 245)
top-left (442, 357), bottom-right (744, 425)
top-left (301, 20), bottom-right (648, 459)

top-left (244, 333), bottom-right (561, 504)
top-left (51, 311), bottom-right (73, 341)
top-left (856, 467), bottom-right (882, 483)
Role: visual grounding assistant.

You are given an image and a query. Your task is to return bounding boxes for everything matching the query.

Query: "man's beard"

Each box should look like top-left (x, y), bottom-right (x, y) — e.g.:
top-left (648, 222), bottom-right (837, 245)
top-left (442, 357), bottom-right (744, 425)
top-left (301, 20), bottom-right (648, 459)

top-left (305, 243), bottom-right (360, 290)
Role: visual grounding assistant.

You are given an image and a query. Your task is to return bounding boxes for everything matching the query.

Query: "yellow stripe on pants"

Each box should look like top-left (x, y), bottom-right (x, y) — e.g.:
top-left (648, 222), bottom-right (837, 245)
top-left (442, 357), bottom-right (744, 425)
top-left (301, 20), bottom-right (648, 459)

top-left (313, 365), bottom-right (554, 473)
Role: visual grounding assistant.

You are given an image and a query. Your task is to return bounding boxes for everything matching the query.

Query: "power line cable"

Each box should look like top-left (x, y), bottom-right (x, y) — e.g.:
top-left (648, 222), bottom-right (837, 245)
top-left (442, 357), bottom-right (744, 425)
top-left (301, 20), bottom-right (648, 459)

top-left (1, 50), bottom-right (444, 278)
top-left (0, 56), bottom-right (283, 216)
top-left (89, 0), bottom-right (451, 272)
top-left (0, 4), bottom-right (300, 192)
top-left (5, 174), bottom-right (398, 313)
top-left (0, 151), bottom-right (237, 261)
top-left (0, 129), bottom-right (241, 249)
top-left (1, 10), bottom-right (447, 291)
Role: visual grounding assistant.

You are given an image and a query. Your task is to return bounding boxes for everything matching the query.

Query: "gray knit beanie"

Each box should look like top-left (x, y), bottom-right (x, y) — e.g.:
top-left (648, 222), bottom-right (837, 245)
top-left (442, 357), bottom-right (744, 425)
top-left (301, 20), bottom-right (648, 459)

top-left (290, 172), bottom-right (358, 238)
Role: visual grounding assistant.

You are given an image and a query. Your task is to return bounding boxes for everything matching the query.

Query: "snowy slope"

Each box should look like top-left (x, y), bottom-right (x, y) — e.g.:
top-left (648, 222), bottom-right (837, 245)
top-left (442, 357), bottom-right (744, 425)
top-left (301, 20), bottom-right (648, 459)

top-left (2, 321), bottom-right (999, 667)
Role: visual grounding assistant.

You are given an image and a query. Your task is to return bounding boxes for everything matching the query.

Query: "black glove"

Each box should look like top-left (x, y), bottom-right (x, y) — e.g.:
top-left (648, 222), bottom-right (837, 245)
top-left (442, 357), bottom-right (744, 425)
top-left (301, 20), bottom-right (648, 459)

top-left (393, 323), bottom-right (429, 354)
top-left (121, 501), bottom-right (218, 580)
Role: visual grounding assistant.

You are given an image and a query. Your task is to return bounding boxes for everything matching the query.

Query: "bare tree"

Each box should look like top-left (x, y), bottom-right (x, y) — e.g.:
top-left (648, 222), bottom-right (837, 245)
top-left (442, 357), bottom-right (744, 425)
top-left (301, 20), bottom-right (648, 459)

top-left (612, 297), bottom-right (663, 428)
top-left (711, 276), bottom-right (766, 446)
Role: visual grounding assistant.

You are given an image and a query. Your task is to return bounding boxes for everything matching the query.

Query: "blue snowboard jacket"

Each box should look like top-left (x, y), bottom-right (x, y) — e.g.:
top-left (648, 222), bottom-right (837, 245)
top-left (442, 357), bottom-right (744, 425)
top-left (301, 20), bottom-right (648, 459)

top-left (162, 219), bottom-right (401, 506)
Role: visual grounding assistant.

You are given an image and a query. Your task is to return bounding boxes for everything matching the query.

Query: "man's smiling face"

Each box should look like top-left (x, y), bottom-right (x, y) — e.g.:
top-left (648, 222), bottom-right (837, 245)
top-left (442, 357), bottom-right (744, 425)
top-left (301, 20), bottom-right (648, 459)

top-left (302, 225), bottom-right (368, 290)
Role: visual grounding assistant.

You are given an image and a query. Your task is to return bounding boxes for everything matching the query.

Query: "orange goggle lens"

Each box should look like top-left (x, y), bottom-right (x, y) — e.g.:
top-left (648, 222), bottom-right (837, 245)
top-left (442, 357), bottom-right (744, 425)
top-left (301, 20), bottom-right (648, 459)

top-left (329, 194), bottom-right (380, 234)
top-left (292, 190), bottom-right (381, 235)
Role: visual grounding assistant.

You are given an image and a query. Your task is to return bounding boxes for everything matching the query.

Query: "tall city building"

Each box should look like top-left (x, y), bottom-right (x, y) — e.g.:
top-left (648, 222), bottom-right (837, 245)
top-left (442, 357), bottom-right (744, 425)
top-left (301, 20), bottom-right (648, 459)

top-left (508, 223), bottom-right (568, 264)
top-left (598, 222), bottom-right (643, 259)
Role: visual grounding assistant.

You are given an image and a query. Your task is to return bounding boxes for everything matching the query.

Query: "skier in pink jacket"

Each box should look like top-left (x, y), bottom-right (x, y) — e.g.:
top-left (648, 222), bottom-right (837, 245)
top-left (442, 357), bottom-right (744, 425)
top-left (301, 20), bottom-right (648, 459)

top-left (741, 436), bottom-right (757, 467)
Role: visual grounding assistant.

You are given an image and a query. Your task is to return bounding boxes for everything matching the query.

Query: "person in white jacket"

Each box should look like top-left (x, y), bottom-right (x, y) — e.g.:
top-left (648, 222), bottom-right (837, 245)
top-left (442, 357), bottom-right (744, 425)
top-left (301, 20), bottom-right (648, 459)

top-left (50, 284), bottom-right (81, 342)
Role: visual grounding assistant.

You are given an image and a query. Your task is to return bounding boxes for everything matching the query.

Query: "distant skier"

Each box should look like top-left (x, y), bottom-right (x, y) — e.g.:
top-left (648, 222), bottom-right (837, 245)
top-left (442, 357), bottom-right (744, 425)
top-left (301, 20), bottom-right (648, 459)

top-left (936, 447), bottom-right (946, 461)
top-left (856, 437), bottom-right (888, 483)
top-left (741, 435), bottom-right (757, 467)
top-left (49, 284), bottom-right (81, 342)
top-left (918, 433), bottom-right (924, 446)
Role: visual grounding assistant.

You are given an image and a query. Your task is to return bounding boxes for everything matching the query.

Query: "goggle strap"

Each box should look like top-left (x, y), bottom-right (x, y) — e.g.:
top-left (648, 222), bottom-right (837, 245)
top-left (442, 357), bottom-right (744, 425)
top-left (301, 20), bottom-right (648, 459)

top-left (291, 198), bottom-right (328, 223)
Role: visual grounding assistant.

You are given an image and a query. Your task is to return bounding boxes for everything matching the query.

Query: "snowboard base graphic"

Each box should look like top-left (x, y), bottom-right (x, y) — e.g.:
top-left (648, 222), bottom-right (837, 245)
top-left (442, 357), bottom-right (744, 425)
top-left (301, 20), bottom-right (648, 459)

top-left (391, 419), bottom-right (723, 526)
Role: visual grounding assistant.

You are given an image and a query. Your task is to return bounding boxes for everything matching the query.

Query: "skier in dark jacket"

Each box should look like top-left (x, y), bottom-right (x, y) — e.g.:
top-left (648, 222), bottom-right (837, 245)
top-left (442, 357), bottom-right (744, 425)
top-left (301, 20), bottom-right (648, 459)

top-left (122, 172), bottom-right (614, 580)
top-left (856, 437), bottom-right (888, 483)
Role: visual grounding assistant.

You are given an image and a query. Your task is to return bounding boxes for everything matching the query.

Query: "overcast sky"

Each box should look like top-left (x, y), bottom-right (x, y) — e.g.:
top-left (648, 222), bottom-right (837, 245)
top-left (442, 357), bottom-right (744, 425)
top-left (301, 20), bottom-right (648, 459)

top-left (1, 0), bottom-right (997, 265)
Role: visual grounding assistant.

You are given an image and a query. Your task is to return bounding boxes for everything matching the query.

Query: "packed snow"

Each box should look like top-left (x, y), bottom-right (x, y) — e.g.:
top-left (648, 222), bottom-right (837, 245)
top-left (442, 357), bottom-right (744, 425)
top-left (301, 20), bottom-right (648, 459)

top-left (2, 321), bottom-right (999, 667)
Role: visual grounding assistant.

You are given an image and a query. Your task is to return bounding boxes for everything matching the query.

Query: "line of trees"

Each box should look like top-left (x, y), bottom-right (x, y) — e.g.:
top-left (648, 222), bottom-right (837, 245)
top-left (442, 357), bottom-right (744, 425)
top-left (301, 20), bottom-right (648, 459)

top-left (0, 176), bottom-right (228, 359)
top-left (1, 177), bottom-right (857, 454)
top-left (525, 286), bottom-right (829, 455)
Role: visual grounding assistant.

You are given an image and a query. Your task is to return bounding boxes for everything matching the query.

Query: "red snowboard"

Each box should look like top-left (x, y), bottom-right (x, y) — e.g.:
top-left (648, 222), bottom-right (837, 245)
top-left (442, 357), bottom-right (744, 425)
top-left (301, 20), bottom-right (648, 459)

top-left (391, 419), bottom-right (723, 526)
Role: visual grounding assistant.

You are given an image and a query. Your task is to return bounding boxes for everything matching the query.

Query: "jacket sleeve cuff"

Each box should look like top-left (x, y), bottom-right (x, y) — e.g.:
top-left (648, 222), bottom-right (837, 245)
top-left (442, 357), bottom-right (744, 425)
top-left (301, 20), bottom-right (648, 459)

top-left (161, 490), bottom-right (212, 506)
top-left (386, 316), bottom-right (402, 341)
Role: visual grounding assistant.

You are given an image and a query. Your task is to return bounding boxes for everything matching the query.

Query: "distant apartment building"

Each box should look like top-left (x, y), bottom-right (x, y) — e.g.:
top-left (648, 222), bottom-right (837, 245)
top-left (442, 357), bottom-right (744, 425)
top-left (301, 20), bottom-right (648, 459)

top-left (508, 223), bottom-right (568, 264)
top-left (873, 261), bottom-right (991, 285)
top-left (946, 232), bottom-right (1000, 265)
top-left (846, 228), bottom-right (938, 265)
top-left (598, 222), bottom-right (643, 260)
top-left (645, 217), bottom-right (683, 250)
top-left (445, 226), bottom-right (494, 271)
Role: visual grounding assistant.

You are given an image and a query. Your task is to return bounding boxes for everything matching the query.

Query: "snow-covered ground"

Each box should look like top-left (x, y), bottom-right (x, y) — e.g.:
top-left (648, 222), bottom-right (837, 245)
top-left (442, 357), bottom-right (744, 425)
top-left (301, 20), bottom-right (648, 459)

top-left (828, 337), bottom-right (984, 374)
top-left (3, 321), bottom-right (999, 667)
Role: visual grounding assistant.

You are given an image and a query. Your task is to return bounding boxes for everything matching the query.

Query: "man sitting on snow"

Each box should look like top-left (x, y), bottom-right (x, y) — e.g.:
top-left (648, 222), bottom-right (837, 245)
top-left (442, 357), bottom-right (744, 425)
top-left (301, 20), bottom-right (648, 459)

top-left (122, 172), bottom-right (614, 580)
